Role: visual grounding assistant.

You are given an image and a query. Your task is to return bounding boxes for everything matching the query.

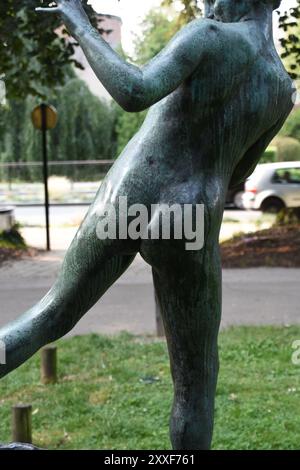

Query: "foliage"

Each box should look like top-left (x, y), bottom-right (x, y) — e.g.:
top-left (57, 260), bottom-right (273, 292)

top-left (134, 9), bottom-right (177, 64)
top-left (276, 207), bottom-right (300, 225)
top-left (0, 79), bottom-right (115, 181)
top-left (47, 79), bottom-right (114, 163)
top-left (114, 104), bottom-right (147, 155)
top-left (279, 107), bottom-right (300, 142)
top-left (162, 0), bottom-right (202, 29)
top-left (0, 0), bottom-right (102, 100)
top-left (0, 327), bottom-right (299, 449)
top-left (0, 100), bottom-right (27, 165)
top-left (273, 136), bottom-right (300, 161)
top-left (0, 225), bottom-right (26, 249)
top-left (279, 0), bottom-right (300, 78)
top-left (261, 146), bottom-right (277, 163)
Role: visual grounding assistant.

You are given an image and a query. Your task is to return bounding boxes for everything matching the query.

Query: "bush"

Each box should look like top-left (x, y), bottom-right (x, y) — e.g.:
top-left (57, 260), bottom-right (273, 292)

top-left (279, 108), bottom-right (300, 142)
top-left (273, 136), bottom-right (300, 162)
top-left (0, 225), bottom-right (26, 249)
top-left (261, 146), bottom-right (277, 163)
top-left (276, 207), bottom-right (300, 225)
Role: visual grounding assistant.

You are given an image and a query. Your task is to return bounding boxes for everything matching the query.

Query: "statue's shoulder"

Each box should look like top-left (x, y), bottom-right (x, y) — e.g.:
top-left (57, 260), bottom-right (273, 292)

top-left (186, 18), bottom-right (257, 65)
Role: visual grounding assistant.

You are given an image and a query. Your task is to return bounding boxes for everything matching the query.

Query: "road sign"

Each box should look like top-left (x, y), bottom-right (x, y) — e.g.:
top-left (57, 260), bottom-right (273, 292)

top-left (31, 104), bottom-right (58, 130)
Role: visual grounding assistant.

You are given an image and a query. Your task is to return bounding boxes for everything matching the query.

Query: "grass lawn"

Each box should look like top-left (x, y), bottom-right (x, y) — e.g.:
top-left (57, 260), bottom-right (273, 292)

top-left (0, 326), bottom-right (300, 450)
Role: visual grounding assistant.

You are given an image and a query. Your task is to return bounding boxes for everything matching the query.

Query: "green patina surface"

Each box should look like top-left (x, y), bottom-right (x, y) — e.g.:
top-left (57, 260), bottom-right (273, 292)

top-left (0, 0), bottom-right (294, 449)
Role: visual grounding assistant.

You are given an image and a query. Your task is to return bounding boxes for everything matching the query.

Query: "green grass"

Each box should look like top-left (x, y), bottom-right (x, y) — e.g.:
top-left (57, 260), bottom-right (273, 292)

top-left (0, 226), bottom-right (26, 249)
top-left (0, 326), bottom-right (300, 450)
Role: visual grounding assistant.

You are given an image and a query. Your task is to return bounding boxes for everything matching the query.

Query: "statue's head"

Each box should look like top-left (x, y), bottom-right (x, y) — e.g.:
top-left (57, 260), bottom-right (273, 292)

top-left (204, 0), bottom-right (281, 23)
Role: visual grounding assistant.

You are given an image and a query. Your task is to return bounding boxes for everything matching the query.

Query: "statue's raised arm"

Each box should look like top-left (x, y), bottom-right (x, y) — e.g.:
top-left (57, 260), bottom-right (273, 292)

top-left (36, 0), bottom-right (253, 111)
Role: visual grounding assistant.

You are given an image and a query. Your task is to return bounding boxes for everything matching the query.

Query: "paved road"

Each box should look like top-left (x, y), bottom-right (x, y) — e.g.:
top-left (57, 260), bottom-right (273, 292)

top-left (0, 251), bottom-right (299, 336)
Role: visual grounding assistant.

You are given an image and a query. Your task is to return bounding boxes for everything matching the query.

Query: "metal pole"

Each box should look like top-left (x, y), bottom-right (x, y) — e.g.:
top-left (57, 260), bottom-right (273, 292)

top-left (41, 103), bottom-right (51, 251)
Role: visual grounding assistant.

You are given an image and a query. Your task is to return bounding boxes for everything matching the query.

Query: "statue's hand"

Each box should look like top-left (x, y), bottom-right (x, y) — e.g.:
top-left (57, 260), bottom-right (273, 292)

top-left (36, 0), bottom-right (90, 36)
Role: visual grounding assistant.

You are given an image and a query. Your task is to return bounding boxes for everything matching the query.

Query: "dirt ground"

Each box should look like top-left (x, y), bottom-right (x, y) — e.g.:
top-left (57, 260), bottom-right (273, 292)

top-left (221, 224), bottom-right (300, 268)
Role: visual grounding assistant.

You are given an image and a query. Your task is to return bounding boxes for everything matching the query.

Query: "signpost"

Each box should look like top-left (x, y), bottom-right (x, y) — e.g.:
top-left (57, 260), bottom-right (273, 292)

top-left (31, 104), bottom-right (58, 251)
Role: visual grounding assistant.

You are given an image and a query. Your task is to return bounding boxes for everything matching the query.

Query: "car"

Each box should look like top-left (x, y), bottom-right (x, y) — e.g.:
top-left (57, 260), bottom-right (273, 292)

top-left (242, 162), bottom-right (300, 213)
top-left (226, 181), bottom-right (245, 209)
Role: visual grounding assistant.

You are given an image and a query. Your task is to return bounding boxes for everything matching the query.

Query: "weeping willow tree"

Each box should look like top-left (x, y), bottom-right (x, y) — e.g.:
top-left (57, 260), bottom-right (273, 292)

top-left (0, 79), bottom-right (115, 182)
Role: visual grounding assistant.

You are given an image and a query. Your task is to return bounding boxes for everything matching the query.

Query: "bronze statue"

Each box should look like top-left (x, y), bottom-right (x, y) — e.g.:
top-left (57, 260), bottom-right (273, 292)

top-left (0, 0), bottom-right (293, 450)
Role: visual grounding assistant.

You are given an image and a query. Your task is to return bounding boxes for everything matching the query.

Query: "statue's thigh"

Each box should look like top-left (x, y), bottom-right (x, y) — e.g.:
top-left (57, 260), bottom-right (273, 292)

top-left (151, 247), bottom-right (222, 378)
top-left (140, 200), bottom-right (223, 270)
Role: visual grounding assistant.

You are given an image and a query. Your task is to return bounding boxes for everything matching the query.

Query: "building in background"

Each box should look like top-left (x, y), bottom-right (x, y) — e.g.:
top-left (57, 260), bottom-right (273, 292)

top-left (73, 14), bottom-right (122, 99)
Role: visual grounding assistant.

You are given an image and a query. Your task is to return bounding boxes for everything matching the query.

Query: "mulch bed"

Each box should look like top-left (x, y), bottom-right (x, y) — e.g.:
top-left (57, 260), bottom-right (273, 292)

top-left (221, 224), bottom-right (300, 268)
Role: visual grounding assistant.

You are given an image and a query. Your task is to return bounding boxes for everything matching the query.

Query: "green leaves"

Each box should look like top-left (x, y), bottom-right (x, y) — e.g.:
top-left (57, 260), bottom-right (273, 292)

top-left (0, 0), bottom-right (97, 100)
top-left (279, 0), bottom-right (300, 79)
top-left (162, 0), bottom-right (202, 29)
top-left (0, 78), bottom-right (115, 178)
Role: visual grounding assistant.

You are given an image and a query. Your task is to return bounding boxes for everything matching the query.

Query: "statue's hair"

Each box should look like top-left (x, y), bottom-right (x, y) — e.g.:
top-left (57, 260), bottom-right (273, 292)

top-left (271, 0), bottom-right (281, 9)
top-left (205, 0), bottom-right (282, 9)
top-left (249, 0), bottom-right (282, 9)
top-left (261, 0), bottom-right (282, 9)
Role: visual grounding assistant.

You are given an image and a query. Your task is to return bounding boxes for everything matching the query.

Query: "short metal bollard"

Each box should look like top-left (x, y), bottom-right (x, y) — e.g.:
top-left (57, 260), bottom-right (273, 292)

top-left (41, 345), bottom-right (57, 385)
top-left (12, 404), bottom-right (32, 444)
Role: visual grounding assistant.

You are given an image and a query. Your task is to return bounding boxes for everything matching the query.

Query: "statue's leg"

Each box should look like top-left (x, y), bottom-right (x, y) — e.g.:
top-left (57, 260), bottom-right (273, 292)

top-left (0, 203), bottom-right (138, 379)
top-left (151, 243), bottom-right (221, 450)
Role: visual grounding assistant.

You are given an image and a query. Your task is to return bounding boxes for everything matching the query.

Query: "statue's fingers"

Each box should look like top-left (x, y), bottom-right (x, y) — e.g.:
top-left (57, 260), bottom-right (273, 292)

top-left (35, 7), bottom-right (60, 13)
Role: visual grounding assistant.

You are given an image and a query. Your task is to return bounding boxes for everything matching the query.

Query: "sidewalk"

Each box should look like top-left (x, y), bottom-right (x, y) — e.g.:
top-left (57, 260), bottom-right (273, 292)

top-left (0, 250), bottom-right (299, 336)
